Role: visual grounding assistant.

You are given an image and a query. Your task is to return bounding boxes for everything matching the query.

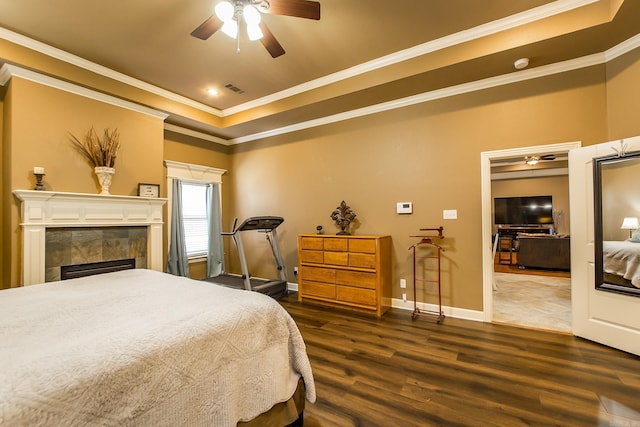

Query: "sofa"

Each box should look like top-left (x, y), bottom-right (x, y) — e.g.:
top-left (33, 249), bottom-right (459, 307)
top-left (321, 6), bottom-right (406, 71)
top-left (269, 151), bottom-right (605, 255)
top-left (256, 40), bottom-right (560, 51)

top-left (517, 235), bottom-right (571, 270)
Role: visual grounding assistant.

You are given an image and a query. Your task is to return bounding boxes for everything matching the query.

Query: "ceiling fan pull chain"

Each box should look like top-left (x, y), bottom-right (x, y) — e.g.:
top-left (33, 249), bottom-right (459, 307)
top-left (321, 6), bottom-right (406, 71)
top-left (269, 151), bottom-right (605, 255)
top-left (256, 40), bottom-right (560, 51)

top-left (237, 10), bottom-right (242, 53)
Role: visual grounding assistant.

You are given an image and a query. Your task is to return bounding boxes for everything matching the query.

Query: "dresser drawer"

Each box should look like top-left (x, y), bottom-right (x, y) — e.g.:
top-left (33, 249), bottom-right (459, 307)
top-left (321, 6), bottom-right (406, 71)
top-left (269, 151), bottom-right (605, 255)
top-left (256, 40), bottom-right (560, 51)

top-left (324, 251), bottom-right (349, 266)
top-left (300, 250), bottom-right (324, 263)
top-left (301, 280), bottom-right (336, 299)
top-left (301, 266), bottom-right (335, 283)
top-left (324, 238), bottom-right (348, 251)
top-left (336, 286), bottom-right (376, 306)
top-left (300, 237), bottom-right (324, 250)
top-left (336, 270), bottom-right (376, 289)
top-left (349, 252), bottom-right (377, 269)
top-left (349, 239), bottom-right (376, 253)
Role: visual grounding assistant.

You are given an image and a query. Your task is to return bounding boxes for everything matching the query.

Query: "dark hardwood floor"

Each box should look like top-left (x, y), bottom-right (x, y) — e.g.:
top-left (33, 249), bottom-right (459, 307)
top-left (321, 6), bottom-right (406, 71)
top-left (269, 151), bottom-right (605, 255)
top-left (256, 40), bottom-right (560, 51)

top-left (279, 294), bottom-right (640, 426)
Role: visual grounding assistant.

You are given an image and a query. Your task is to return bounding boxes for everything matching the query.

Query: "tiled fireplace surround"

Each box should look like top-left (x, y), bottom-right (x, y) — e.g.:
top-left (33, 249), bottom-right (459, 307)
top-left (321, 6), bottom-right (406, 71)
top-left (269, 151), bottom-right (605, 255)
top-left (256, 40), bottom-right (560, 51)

top-left (14, 190), bottom-right (166, 286)
top-left (45, 226), bottom-right (148, 282)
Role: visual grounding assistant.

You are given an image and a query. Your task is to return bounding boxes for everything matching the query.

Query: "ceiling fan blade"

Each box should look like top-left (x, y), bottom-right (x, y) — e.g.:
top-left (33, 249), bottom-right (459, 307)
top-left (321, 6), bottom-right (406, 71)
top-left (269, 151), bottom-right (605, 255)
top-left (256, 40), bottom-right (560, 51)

top-left (265, 0), bottom-right (320, 20)
top-left (259, 22), bottom-right (286, 58)
top-left (190, 15), bottom-right (223, 40)
top-left (540, 154), bottom-right (557, 160)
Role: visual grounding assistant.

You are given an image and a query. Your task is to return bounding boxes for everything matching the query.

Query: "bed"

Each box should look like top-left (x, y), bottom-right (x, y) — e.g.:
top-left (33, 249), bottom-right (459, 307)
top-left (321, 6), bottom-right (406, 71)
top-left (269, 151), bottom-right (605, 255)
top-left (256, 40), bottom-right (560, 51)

top-left (602, 240), bottom-right (640, 288)
top-left (0, 269), bottom-right (315, 426)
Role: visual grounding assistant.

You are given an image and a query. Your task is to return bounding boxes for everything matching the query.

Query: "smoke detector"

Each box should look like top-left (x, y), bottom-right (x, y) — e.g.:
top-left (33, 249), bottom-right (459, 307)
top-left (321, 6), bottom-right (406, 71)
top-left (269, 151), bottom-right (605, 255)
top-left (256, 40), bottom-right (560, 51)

top-left (514, 58), bottom-right (529, 70)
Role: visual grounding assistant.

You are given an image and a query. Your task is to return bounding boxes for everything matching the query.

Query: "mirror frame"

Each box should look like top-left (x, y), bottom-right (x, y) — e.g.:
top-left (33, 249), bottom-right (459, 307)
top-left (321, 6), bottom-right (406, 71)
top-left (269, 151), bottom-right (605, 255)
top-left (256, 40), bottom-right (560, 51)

top-left (593, 151), bottom-right (640, 297)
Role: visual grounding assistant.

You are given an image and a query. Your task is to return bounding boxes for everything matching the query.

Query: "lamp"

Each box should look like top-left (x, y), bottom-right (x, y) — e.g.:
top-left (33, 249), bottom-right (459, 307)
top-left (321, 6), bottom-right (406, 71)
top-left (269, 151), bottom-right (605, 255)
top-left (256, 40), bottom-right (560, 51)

top-left (215, 1), bottom-right (263, 41)
top-left (620, 217), bottom-right (639, 238)
top-left (525, 156), bottom-right (539, 165)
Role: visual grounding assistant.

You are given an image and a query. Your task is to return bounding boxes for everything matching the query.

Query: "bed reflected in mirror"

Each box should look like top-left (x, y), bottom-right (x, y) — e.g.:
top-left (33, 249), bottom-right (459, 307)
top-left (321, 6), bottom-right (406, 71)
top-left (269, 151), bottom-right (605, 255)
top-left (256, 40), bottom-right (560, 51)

top-left (594, 151), bottom-right (640, 297)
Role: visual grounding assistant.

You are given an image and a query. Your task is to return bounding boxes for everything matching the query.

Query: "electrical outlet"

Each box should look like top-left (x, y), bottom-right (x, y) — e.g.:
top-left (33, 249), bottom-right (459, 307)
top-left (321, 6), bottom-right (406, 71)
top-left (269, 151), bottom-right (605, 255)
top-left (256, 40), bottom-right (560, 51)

top-left (402, 293), bottom-right (407, 302)
top-left (293, 266), bottom-right (298, 276)
top-left (400, 278), bottom-right (406, 288)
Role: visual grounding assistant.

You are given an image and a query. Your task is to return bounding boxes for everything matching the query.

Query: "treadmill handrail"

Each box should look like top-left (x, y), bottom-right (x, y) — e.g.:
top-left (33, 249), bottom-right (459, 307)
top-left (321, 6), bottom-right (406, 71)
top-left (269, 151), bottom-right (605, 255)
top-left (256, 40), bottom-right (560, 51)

top-left (221, 217), bottom-right (239, 236)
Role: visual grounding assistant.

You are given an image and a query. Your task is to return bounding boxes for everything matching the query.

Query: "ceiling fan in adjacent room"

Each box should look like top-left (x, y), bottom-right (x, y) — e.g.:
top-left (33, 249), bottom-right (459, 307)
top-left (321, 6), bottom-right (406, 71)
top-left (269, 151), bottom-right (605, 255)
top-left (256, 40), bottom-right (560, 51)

top-left (190, 0), bottom-right (321, 58)
top-left (524, 154), bottom-right (556, 165)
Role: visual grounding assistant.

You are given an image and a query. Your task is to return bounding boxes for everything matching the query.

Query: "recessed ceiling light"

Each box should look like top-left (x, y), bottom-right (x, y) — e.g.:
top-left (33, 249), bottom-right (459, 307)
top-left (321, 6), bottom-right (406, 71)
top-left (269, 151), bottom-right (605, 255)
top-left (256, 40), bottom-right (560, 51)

top-left (514, 58), bottom-right (529, 70)
top-left (207, 88), bottom-right (219, 96)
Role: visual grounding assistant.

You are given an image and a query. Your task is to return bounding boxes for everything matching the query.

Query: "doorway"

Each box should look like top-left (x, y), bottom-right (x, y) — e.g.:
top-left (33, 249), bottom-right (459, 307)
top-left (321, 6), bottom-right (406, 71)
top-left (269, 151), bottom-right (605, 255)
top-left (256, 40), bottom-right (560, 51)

top-left (480, 141), bottom-right (581, 331)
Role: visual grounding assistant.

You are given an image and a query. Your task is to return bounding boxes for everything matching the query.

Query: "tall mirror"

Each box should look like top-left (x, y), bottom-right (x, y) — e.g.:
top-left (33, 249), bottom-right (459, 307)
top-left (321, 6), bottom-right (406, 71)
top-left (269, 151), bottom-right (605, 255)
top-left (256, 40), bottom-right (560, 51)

top-left (594, 151), bottom-right (640, 297)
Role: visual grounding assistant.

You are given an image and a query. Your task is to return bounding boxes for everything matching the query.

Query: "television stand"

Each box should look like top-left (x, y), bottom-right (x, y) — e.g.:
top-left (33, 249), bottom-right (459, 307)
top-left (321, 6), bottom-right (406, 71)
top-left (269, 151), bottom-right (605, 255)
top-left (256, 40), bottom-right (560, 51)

top-left (497, 225), bottom-right (552, 238)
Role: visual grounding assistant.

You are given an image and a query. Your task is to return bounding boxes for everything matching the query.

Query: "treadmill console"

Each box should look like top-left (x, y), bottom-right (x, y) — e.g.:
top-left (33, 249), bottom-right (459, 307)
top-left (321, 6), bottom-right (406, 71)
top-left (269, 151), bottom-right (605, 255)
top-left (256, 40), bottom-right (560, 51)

top-left (237, 216), bottom-right (284, 232)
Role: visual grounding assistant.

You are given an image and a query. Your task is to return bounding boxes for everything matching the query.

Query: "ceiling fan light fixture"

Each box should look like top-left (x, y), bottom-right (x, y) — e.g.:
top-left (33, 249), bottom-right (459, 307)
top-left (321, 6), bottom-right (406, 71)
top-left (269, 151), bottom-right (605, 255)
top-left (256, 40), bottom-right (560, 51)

top-left (193, 0), bottom-right (320, 57)
top-left (215, 1), bottom-right (235, 21)
top-left (247, 23), bottom-right (264, 41)
top-left (525, 155), bottom-right (539, 165)
top-left (221, 19), bottom-right (238, 39)
top-left (243, 5), bottom-right (262, 25)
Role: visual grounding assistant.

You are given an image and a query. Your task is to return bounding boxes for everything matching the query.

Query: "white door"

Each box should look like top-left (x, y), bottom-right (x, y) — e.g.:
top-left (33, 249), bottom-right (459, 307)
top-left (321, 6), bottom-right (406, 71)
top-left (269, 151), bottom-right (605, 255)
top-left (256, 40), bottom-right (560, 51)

top-left (569, 136), bottom-right (640, 356)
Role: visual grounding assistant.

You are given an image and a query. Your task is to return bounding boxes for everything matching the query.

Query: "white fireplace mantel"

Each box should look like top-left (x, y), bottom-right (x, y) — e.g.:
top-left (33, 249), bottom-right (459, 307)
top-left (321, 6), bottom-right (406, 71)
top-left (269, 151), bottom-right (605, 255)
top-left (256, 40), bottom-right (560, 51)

top-left (13, 190), bottom-right (167, 285)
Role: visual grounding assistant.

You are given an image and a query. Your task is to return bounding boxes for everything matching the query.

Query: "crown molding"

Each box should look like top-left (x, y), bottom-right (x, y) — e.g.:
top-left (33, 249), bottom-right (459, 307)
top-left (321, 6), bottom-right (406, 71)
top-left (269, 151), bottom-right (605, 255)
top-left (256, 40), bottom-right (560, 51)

top-left (230, 53), bottom-right (606, 144)
top-left (0, 27), bottom-right (223, 118)
top-left (164, 123), bottom-right (232, 146)
top-left (0, 0), bottom-right (598, 119)
top-left (0, 63), bottom-right (169, 120)
top-left (231, 27), bottom-right (640, 144)
top-left (605, 32), bottom-right (640, 61)
top-left (491, 168), bottom-right (569, 180)
top-left (1, 0), bottom-right (637, 146)
top-left (223, 0), bottom-right (599, 115)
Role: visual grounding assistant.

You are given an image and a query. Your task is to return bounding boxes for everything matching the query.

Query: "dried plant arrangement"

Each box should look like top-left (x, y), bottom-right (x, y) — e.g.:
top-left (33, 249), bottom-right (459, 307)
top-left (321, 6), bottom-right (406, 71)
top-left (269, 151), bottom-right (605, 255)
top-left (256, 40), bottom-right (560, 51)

top-left (69, 127), bottom-right (121, 168)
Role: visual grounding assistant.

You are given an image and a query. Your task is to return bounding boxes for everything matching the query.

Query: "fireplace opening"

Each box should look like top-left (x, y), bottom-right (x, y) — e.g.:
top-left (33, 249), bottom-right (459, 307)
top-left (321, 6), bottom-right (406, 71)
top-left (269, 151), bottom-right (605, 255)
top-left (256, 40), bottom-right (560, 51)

top-left (61, 258), bottom-right (136, 280)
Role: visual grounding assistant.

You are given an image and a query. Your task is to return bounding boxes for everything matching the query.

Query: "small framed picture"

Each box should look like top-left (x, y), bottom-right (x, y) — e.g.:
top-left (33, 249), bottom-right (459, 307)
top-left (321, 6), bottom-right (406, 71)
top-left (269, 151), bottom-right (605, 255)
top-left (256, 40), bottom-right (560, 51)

top-left (138, 183), bottom-right (160, 198)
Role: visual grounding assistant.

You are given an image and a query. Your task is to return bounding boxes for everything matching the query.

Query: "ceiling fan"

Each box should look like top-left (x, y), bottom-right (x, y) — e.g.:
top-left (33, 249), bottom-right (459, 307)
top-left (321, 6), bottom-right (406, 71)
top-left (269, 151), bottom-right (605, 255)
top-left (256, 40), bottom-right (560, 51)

top-left (190, 0), bottom-right (321, 58)
top-left (524, 154), bottom-right (556, 165)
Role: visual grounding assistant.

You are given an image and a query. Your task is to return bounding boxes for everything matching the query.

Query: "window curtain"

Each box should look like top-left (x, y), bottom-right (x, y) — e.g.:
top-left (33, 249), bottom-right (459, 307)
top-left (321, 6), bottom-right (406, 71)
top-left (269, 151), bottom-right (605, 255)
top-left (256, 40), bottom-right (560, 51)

top-left (166, 179), bottom-right (190, 277)
top-left (206, 183), bottom-right (225, 277)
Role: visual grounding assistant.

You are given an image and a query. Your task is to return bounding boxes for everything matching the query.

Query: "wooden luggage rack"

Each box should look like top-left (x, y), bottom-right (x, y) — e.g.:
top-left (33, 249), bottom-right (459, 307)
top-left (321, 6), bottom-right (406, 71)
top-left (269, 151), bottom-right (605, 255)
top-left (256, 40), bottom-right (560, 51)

top-left (409, 227), bottom-right (445, 323)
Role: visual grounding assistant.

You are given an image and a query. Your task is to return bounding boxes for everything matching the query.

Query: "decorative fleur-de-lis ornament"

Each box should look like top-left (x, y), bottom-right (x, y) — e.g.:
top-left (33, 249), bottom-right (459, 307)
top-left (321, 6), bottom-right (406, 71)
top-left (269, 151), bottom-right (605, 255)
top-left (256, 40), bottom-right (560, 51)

top-left (330, 200), bottom-right (357, 235)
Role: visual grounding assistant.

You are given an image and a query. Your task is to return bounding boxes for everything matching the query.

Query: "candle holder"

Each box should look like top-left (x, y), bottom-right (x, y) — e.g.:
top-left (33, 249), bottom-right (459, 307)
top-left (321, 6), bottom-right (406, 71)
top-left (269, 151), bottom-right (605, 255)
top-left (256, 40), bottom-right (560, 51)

top-left (34, 173), bottom-right (45, 191)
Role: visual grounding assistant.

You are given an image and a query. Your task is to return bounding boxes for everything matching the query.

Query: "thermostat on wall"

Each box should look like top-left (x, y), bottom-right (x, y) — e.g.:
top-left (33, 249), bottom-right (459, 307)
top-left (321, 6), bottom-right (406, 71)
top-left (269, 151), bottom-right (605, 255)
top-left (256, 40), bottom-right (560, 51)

top-left (397, 202), bottom-right (413, 214)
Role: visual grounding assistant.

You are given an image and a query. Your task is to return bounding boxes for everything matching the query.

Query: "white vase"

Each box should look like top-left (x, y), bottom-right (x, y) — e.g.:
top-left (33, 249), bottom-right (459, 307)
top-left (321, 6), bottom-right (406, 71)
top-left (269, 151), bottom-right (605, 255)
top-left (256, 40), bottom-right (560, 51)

top-left (94, 166), bottom-right (115, 195)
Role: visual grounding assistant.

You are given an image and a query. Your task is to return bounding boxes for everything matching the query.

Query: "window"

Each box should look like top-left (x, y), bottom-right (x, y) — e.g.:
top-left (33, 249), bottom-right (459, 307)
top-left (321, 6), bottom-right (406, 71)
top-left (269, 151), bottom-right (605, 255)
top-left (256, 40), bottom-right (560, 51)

top-left (181, 182), bottom-right (209, 257)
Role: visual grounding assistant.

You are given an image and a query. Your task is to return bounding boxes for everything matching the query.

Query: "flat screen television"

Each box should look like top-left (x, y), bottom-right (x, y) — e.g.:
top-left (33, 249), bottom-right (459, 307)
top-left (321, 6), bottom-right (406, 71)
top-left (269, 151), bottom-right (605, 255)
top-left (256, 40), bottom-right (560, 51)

top-left (494, 196), bottom-right (553, 225)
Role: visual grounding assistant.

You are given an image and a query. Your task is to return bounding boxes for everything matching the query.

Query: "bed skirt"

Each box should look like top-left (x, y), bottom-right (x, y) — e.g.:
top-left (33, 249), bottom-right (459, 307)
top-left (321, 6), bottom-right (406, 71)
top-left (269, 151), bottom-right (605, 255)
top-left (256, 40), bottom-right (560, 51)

top-left (238, 378), bottom-right (305, 427)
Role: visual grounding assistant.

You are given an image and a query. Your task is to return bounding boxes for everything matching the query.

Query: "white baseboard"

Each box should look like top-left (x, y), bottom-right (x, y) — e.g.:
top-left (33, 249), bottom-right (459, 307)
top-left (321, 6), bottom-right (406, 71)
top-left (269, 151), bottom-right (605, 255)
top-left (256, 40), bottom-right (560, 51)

top-left (391, 298), bottom-right (484, 322)
top-left (286, 285), bottom-right (483, 322)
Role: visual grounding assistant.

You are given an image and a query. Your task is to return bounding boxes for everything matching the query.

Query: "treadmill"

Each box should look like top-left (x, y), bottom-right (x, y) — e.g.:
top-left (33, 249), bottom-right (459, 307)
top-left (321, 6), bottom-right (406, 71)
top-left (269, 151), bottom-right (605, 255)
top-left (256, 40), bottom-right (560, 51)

top-left (203, 216), bottom-right (288, 299)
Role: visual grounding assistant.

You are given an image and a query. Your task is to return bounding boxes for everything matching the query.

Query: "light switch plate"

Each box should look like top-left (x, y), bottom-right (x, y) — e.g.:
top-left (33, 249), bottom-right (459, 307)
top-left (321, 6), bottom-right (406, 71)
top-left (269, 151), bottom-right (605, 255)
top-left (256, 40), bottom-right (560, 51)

top-left (443, 209), bottom-right (458, 219)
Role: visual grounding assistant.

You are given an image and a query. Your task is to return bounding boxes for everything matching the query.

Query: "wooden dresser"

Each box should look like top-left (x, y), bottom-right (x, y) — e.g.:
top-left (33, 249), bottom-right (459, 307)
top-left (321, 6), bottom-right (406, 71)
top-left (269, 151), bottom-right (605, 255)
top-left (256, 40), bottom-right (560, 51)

top-left (297, 234), bottom-right (392, 316)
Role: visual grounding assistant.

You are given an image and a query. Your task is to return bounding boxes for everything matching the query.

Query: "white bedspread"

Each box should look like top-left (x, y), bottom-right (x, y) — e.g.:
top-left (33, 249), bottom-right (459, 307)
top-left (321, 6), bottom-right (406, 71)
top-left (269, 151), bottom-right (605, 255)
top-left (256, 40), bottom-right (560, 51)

top-left (0, 269), bottom-right (315, 426)
top-left (603, 240), bottom-right (640, 287)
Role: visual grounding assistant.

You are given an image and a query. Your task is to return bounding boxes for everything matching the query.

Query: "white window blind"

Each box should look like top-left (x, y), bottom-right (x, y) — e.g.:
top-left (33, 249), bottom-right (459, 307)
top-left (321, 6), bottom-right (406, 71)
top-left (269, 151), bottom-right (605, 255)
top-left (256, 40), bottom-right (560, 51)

top-left (181, 182), bottom-right (209, 257)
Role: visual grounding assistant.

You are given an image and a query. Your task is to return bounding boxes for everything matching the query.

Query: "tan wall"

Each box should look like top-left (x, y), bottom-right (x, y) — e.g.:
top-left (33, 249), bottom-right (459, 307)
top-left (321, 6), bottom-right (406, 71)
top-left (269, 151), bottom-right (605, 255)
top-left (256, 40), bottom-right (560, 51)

top-left (229, 66), bottom-right (608, 311)
top-left (606, 47), bottom-right (640, 140)
top-left (163, 131), bottom-right (232, 280)
top-left (3, 77), bottom-right (165, 287)
top-left (491, 175), bottom-right (570, 235)
top-left (1, 44), bottom-right (638, 313)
